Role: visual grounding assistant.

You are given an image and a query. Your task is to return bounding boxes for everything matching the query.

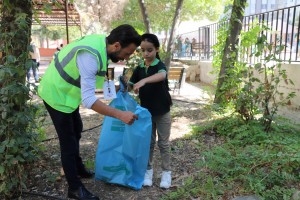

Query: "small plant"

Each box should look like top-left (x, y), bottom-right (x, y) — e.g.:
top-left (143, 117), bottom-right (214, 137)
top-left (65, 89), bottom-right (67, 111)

top-left (236, 23), bottom-right (296, 131)
top-left (84, 159), bottom-right (95, 170)
top-left (212, 20), bottom-right (296, 132)
top-left (43, 171), bottom-right (59, 184)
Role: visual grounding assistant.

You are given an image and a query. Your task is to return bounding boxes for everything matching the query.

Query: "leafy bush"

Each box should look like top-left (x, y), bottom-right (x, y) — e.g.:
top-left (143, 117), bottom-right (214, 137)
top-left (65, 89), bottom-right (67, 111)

top-left (212, 21), bottom-right (296, 132)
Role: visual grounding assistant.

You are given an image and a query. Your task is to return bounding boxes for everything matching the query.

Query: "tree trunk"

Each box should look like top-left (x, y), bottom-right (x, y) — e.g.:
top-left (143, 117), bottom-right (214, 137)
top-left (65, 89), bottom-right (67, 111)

top-left (0, 0), bottom-right (33, 197)
top-left (164, 0), bottom-right (184, 70)
top-left (138, 0), bottom-right (151, 33)
top-left (162, 30), bottom-right (168, 51)
top-left (47, 37), bottom-right (49, 48)
top-left (39, 38), bottom-right (43, 48)
top-left (214, 0), bottom-right (247, 104)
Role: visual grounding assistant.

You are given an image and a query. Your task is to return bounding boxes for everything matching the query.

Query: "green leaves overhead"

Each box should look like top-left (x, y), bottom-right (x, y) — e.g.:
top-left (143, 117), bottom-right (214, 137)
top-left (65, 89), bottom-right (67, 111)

top-left (113, 0), bottom-right (226, 33)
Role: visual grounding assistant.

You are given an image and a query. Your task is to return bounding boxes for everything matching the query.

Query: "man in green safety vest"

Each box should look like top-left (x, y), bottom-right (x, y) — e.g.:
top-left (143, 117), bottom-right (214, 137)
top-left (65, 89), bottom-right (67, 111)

top-left (38, 24), bottom-right (141, 200)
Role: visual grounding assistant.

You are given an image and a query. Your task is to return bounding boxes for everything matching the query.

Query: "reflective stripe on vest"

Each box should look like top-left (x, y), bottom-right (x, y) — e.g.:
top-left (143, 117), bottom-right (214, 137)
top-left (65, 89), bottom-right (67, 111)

top-left (54, 45), bottom-right (106, 88)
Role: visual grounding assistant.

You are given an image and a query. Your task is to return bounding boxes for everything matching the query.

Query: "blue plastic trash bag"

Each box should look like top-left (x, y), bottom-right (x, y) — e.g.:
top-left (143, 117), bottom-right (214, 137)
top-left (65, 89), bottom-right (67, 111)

top-left (95, 87), bottom-right (152, 190)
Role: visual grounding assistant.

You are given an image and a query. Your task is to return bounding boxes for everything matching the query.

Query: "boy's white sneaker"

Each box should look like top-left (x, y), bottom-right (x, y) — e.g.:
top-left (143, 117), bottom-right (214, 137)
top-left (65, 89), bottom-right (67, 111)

top-left (143, 169), bottom-right (153, 186)
top-left (160, 171), bottom-right (172, 189)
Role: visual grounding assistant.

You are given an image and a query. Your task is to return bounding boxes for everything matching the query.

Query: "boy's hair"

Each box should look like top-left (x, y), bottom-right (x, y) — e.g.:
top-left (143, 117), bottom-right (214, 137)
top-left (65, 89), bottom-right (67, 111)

top-left (141, 33), bottom-right (160, 59)
top-left (107, 24), bottom-right (141, 48)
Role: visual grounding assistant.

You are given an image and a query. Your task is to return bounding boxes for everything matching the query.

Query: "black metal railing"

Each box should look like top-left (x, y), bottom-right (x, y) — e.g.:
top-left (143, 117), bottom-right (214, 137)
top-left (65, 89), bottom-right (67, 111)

top-left (174, 4), bottom-right (300, 63)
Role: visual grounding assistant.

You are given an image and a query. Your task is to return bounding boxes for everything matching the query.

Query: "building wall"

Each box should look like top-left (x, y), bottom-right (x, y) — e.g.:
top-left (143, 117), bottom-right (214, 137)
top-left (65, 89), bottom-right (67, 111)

top-left (245, 0), bottom-right (300, 15)
top-left (197, 61), bottom-right (300, 111)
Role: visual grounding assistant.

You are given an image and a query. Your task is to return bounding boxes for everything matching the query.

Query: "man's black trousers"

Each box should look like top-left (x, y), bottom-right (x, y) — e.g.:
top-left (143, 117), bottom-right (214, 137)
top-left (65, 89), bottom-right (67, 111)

top-left (44, 101), bottom-right (86, 189)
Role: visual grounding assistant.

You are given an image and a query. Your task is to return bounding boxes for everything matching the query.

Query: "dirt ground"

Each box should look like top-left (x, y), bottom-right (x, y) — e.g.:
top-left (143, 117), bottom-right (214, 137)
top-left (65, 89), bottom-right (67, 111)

top-left (20, 82), bottom-right (213, 200)
top-left (18, 79), bottom-right (300, 200)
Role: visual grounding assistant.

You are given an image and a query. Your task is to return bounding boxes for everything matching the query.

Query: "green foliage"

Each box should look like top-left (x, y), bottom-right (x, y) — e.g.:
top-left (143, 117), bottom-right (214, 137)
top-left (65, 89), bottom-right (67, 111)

top-left (125, 48), bottom-right (143, 70)
top-left (42, 170), bottom-right (59, 184)
top-left (212, 20), bottom-right (228, 76)
top-left (112, 0), bottom-right (226, 33)
top-left (162, 115), bottom-right (300, 200)
top-left (161, 176), bottom-right (205, 200)
top-left (0, 1), bottom-right (46, 198)
top-left (196, 117), bottom-right (300, 199)
top-left (159, 48), bottom-right (171, 63)
top-left (236, 23), bottom-right (296, 131)
top-left (84, 159), bottom-right (95, 170)
top-left (212, 19), bottom-right (296, 131)
top-left (123, 49), bottom-right (143, 82)
top-left (32, 25), bottom-right (81, 44)
top-left (111, 0), bottom-right (145, 32)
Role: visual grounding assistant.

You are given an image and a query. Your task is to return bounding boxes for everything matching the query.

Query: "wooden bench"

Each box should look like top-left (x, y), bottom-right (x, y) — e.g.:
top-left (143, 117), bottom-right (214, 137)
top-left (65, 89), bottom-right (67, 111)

top-left (168, 67), bottom-right (185, 94)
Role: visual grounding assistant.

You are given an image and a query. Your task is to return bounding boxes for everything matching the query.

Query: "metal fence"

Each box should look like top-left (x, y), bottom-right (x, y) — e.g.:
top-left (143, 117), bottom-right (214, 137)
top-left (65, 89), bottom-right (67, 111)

top-left (174, 4), bottom-right (300, 63)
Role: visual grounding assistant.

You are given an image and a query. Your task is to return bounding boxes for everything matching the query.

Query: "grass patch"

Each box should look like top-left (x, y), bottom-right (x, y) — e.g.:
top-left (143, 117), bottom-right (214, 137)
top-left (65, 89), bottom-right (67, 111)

top-left (162, 114), bottom-right (300, 200)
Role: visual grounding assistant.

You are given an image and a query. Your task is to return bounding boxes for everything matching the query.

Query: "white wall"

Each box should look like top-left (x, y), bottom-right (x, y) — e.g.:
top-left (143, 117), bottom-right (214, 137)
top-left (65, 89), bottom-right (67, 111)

top-left (197, 61), bottom-right (300, 110)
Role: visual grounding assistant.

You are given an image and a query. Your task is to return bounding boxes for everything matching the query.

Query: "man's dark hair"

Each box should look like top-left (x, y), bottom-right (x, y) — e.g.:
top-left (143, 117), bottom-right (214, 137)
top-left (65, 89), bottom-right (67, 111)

top-left (107, 24), bottom-right (141, 48)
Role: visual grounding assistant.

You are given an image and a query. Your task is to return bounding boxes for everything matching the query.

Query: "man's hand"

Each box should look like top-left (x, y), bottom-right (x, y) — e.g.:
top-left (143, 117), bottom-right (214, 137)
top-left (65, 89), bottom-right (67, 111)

top-left (119, 111), bottom-right (138, 125)
top-left (91, 100), bottom-right (137, 125)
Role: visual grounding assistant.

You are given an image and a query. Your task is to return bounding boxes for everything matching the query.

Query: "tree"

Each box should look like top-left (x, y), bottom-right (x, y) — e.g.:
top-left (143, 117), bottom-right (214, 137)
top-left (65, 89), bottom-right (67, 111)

top-left (213, 0), bottom-right (247, 104)
top-left (0, 0), bottom-right (42, 198)
top-left (138, 0), bottom-right (151, 33)
top-left (75, 0), bottom-right (128, 33)
top-left (31, 25), bottom-right (81, 47)
top-left (165, 0), bottom-right (184, 69)
top-left (111, 0), bottom-right (227, 67)
top-left (32, 25), bottom-right (56, 48)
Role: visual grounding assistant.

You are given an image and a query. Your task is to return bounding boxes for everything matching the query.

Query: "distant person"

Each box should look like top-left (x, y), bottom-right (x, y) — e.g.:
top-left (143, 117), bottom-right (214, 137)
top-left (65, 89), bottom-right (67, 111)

top-left (27, 43), bottom-right (40, 83)
top-left (38, 24), bottom-right (141, 200)
top-left (192, 38), bottom-right (197, 56)
top-left (127, 33), bottom-right (173, 189)
top-left (176, 36), bottom-right (183, 57)
top-left (57, 43), bottom-right (63, 51)
top-left (54, 43), bottom-right (64, 59)
top-left (184, 37), bottom-right (191, 56)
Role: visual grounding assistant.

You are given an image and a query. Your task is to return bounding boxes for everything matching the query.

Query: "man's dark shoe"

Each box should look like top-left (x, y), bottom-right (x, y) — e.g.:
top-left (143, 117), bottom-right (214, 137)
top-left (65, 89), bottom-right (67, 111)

top-left (68, 186), bottom-right (99, 200)
top-left (78, 168), bottom-right (94, 179)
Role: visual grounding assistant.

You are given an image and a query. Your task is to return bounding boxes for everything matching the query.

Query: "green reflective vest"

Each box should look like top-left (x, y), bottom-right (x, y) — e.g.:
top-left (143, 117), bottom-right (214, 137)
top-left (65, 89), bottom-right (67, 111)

top-left (38, 34), bottom-right (107, 113)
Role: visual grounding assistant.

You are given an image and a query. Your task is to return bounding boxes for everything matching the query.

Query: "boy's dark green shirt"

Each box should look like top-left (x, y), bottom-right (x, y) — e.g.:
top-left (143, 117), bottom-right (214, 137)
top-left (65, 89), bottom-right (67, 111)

top-left (129, 58), bottom-right (172, 116)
